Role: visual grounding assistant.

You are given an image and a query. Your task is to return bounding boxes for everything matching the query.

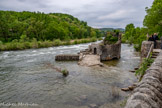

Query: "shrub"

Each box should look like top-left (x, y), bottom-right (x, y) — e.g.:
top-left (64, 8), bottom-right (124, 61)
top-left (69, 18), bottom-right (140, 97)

top-left (91, 37), bottom-right (97, 42)
top-left (65, 40), bottom-right (71, 45)
top-left (98, 37), bottom-right (103, 41)
top-left (0, 41), bottom-right (3, 49)
top-left (81, 39), bottom-right (88, 43)
top-left (54, 39), bottom-right (61, 46)
top-left (61, 69), bottom-right (69, 77)
top-left (31, 38), bottom-right (38, 48)
top-left (73, 40), bottom-right (78, 44)
top-left (135, 55), bottom-right (154, 81)
top-left (104, 34), bottom-right (118, 44)
top-left (24, 42), bottom-right (31, 49)
top-left (134, 44), bottom-right (141, 51)
top-left (19, 35), bottom-right (28, 42)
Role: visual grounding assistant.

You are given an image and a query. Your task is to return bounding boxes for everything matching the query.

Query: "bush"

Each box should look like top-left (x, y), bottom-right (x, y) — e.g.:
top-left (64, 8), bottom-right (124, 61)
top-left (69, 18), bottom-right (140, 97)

top-left (91, 37), bottom-right (97, 42)
top-left (19, 35), bottom-right (28, 42)
top-left (54, 39), bottom-right (61, 46)
top-left (0, 41), bottom-right (3, 49)
top-left (61, 69), bottom-right (69, 77)
top-left (135, 55), bottom-right (154, 81)
top-left (134, 44), bottom-right (141, 51)
top-left (64, 40), bottom-right (71, 45)
top-left (31, 38), bottom-right (38, 48)
top-left (104, 34), bottom-right (118, 44)
top-left (42, 40), bottom-right (53, 47)
top-left (23, 42), bottom-right (31, 49)
top-left (98, 37), bottom-right (103, 41)
top-left (81, 39), bottom-right (88, 43)
top-left (73, 40), bottom-right (78, 44)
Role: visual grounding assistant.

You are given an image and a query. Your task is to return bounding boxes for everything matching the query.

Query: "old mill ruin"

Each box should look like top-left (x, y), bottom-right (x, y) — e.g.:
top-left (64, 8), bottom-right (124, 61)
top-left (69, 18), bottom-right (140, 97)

top-left (55, 34), bottom-right (121, 67)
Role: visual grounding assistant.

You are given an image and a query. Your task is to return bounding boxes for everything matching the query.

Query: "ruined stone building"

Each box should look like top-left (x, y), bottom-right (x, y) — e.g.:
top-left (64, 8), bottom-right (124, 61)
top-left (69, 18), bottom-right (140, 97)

top-left (87, 35), bottom-right (121, 61)
top-left (88, 40), bottom-right (121, 61)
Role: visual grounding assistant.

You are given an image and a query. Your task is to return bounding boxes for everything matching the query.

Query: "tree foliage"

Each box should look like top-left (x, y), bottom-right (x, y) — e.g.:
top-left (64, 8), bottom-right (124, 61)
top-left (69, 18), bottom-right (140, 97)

top-left (0, 11), bottom-right (103, 42)
top-left (122, 0), bottom-right (162, 51)
top-left (143, 0), bottom-right (162, 36)
top-left (122, 23), bottom-right (148, 51)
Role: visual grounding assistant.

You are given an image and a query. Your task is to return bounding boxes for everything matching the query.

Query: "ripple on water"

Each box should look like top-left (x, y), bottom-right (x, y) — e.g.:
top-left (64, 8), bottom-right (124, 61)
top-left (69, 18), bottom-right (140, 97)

top-left (0, 44), bottom-right (140, 108)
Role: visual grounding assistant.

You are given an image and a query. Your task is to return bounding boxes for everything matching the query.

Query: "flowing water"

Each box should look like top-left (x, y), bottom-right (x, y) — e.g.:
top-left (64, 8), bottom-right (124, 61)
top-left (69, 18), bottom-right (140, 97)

top-left (0, 42), bottom-right (140, 108)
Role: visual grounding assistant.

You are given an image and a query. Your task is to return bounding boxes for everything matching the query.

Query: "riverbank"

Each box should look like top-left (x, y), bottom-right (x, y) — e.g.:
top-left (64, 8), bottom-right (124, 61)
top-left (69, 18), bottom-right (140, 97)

top-left (0, 37), bottom-right (102, 51)
top-left (125, 50), bottom-right (162, 108)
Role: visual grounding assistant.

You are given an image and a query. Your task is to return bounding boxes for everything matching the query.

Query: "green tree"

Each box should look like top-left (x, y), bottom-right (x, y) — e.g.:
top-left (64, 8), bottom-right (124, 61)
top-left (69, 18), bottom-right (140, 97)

top-left (143, 0), bottom-right (162, 35)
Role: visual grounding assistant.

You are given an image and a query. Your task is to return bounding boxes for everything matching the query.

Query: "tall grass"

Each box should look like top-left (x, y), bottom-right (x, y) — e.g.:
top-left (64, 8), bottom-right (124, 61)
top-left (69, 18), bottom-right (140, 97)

top-left (0, 37), bottom-right (100, 51)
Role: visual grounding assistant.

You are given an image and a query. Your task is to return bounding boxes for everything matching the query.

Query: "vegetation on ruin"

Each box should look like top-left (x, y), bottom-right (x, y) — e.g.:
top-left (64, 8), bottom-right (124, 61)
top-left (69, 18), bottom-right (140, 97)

top-left (103, 30), bottom-right (119, 45)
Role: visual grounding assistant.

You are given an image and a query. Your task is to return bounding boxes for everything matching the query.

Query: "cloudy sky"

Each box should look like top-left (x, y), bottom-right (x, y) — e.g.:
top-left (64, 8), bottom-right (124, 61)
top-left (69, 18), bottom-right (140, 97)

top-left (0, 0), bottom-right (154, 28)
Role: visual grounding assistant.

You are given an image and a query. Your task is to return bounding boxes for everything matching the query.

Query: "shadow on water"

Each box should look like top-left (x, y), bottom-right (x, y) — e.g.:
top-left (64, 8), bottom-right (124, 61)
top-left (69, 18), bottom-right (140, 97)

top-left (0, 43), bottom-right (140, 108)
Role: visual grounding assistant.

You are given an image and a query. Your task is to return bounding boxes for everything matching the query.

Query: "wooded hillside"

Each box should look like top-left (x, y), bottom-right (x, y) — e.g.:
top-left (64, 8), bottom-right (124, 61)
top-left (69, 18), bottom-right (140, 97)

top-left (0, 11), bottom-right (102, 42)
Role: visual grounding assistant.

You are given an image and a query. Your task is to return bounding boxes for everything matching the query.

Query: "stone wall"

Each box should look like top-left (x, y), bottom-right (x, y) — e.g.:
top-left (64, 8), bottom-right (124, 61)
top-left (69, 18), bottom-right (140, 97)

top-left (125, 51), bottom-right (162, 108)
top-left (141, 41), bottom-right (161, 58)
top-left (101, 40), bottom-right (121, 61)
top-left (88, 44), bottom-right (102, 55)
top-left (88, 40), bottom-right (121, 61)
top-left (156, 40), bottom-right (161, 49)
top-left (55, 54), bottom-right (79, 61)
top-left (141, 41), bottom-right (154, 58)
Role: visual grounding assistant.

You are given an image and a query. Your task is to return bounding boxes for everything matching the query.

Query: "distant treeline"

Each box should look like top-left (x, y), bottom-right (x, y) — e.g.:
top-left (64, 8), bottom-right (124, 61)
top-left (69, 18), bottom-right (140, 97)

top-left (99, 28), bottom-right (125, 32)
top-left (0, 10), bottom-right (103, 42)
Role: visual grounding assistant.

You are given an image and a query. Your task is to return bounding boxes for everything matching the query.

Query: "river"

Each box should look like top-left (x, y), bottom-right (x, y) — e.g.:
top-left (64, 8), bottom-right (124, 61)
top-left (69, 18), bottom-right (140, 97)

top-left (0, 42), bottom-right (140, 108)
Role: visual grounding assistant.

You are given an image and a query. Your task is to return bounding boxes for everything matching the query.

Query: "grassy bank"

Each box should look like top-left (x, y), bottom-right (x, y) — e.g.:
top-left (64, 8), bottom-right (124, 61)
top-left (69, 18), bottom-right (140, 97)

top-left (0, 37), bottom-right (102, 51)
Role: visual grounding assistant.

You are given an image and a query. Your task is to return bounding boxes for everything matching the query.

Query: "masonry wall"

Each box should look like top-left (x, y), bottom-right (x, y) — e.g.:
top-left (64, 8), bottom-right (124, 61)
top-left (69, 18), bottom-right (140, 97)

top-left (156, 40), bottom-right (161, 49)
top-left (88, 44), bottom-right (102, 55)
top-left (141, 41), bottom-right (154, 58)
top-left (100, 40), bottom-right (121, 61)
top-left (55, 54), bottom-right (79, 61)
top-left (141, 41), bottom-right (161, 58)
top-left (125, 51), bottom-right (162, 108)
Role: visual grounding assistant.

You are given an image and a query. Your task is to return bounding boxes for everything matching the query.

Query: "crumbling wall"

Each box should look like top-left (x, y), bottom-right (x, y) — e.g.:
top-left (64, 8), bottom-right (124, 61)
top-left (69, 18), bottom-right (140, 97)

top-left (125, 51), bottom-right (162, 108)
top-left (100, 40), bottom-right (121, 61)
top-left (88, 40), bottom-right (121, 61)
top-left (88, 44), bottom-right (102, 55)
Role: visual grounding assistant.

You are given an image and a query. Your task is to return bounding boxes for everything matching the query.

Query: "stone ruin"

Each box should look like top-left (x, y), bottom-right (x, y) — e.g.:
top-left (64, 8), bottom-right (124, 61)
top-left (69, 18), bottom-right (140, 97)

top-left (55, 34), bottom-right (121, 66)
top-left (79, 34), bottom-right (121, 61)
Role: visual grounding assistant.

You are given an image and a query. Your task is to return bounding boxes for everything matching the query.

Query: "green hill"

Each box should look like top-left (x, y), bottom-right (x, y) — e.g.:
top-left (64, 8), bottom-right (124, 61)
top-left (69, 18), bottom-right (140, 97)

top-left (0, 10), bottom-right (102, 42)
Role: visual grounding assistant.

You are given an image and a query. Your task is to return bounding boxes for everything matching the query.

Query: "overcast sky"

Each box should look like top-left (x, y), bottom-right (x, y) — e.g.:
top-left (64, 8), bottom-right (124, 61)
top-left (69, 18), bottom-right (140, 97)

top-left (0, 0), bottom-right (154, 28)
